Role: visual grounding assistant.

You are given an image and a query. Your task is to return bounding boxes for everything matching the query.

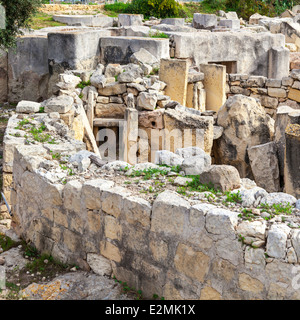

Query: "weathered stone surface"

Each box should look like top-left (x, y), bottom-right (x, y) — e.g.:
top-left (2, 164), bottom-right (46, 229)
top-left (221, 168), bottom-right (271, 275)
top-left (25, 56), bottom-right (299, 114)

top-left (90, 67), bottom-right (106, 89)
top-left (159, 58), bottom-right (188, 106)
top-left (95, 103), bottom-right (126, 118)
top-left (266, 224), bottom-right (290, 259)
top-left (123, 196), bottom-right (151, 229)
top-left (21, 272), bottom-right (124, 300)
top-left (137, 92), bottom-right (157, 111)
top-left (98, 83), bottom-right (127, 96)
top-left (138, 110), bottom-right (164, 129)
top-left (260, 192), bottom-right (297, 206)
top-left (130, 48), bottom-right (159, 68)
top-left (205, 208), bottom-right (239, 239)
top-left (104, 64), bottom-right (123, 78)
top-left (216, 95), bottom-right (275, 179)
top-left (44, 95), bottom-right (74, 114)
top-left (87, 253), bottom-right (112, 276)
top-left (238, 273), bottom-right (264, 294)
top-left (284, 123), bottom-right (300, 198)
top-left (199, 165), bottom-right (240, 192)
top-left (236, 220), bottom-right (266, 246)
top-left (118, 14), bottom-right (143, 27)
top-left (244, 248), bottom-right (266, 269)
top-left (163, 109), bottom-right (214, 154)
top-left (247, 142), bottom-right (280, 192)
top-left (154, 150), bottom-right (184, 167)
top-left (193, 13), bottom-right (217, 29)
top-left (181, 152), bottom-right (211, 175)
top-left (16, 101), bottom-right (41, 113)
top-left (82, 179), bottom-right (114, 210)
top-left (174, 243), bottom-right (210, 282)
top-left (151, 191), bottom-right (190, 237)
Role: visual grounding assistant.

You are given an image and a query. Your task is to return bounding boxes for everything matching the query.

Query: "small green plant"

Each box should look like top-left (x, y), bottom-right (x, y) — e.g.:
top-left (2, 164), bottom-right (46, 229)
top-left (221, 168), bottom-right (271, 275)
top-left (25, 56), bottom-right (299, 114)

top-left (76, 80), bottom-right (91, 89)
top-left (113, 276), bottom-right (143, 300)
top-left (224, 190), bottom-right (242, 203)
top-left (0, 234), bottom-right (20, 252)
top-left (148, 29), bottom-right (169, 38)
top-left (39, 106), bottom-right (45, 113)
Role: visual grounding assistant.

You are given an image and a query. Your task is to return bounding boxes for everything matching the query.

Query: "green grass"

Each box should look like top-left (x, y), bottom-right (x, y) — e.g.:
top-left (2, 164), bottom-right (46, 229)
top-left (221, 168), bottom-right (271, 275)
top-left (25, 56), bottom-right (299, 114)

top-left (76, 80), bottom-right (91, 89)
top-left (0, 234), bottom-right (20, 252)
top-left (29, 13), bottom-right (67, 30)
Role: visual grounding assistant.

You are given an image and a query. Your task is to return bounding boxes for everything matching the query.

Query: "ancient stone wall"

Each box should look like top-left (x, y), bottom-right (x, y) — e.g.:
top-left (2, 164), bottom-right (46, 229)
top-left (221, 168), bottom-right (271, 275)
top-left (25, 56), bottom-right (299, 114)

top-left (226, 72), bottom-right (300, 118)
top-left (10, 141), bottom-right (300, 300)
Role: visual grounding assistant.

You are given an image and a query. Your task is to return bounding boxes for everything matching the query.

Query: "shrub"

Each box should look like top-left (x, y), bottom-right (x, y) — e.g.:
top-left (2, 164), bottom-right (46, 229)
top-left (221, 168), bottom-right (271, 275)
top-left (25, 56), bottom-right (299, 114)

top-left (128, 0), bottom-right (182, 19)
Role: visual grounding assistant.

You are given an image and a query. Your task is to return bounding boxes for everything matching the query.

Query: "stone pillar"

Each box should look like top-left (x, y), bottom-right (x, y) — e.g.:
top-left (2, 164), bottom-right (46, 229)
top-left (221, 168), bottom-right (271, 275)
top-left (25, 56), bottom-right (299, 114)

top-left (159, 58), bottom-right (189, 106)
top-left (284, 124), bottom-right (300, 198)
top-left (248, 142), bottom-right (280, 193)
top-left (200, 64), bottom-right (226, 112)
top-left (120, 108), bottom-right (138, 164)
top-left (275, 106), bottom-right (300, 185)
top-left (268, 47), bottom-right (290, 79)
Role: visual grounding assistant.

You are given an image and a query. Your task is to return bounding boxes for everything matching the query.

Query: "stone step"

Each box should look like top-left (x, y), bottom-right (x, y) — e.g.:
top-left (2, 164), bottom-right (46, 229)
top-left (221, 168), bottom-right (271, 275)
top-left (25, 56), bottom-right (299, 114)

top-left (93, 118), bottom-right (125, 127)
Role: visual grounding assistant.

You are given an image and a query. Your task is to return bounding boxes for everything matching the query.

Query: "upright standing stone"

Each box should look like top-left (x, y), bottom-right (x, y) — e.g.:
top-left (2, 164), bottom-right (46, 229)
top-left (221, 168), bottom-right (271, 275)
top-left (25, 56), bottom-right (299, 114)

top-left (193, 13), bottom-right (217, 30)
top-left (284, 124), bottom-right (300, 198)
top-left (200, 64), bottom-right (226, 112)
top-left (159, 58), bottom-right (189, 106)
top-left (248, 142), bottom-right (280, 193)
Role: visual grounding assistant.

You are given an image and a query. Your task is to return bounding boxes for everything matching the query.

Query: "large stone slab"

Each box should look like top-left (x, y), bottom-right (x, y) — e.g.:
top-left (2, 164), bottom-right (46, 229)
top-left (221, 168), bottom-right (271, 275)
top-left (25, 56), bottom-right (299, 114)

top-left (99, 36), bottom-right (169, 65)
top-left (159, 58), bottom-right (189, 106)
top-left (248, 142), bottom-right (280, 193)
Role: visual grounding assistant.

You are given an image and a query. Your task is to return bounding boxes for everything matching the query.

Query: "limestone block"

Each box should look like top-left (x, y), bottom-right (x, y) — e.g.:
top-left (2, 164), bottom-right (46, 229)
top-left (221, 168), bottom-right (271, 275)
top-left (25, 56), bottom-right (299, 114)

top-left (193, 13), bottom-right (217, 30)
top-left (200, 287), bottom-right (222, 300)
top-left (260, 192), bottom-right (297, 206)
top-left (151, 191), bottom-right (190, 237)
top-left (244, 248), bottom-right (266, 269)
top-left (138, 110), bottom-right (164, 129)
top-left (16, 101), bottom-right (41, 114)
top-left (98, 83), bottom-right (127, 96)
top-left (181, 152), bottom-right (211, 175)
top-left (118, 14), bottom-right (143, 27)
top-left (154, 150), bottom-right (184, 167)
top-left (44, 95), bottom-right (74, 114)
top-left (284, 123), bottom-right (300, 198)
top-left (174, 243), bottom-right (210, 282)
top-left (238, 273), bottom-right (264, 294)
top-left (199, 165), bottom-right (241, 192)
top-left (205, 208), bottom-right (239, 239)
top-left (216, 95), bottom-right (275, 179)
top-left (200, 64), bottom-right (226, 112)
top-left (104, 215), bottom-right (122, 241)
top-left (137, 92), bottom-right (157, 111)
top-left (247, 142), bottom-right (280, 192)
top-left (100, 240), bottom-right (121, 263)
top-left (63, 180), bottom-right (82, 214)
top-left (288, 88), bottom-right (300, 102)
top-left (268, 87), bottom-right (287, 98)
top-left (123, 196), bottom-right (151, 229)
top-left (291, 229), bottom-right (300, 262)
top-left (82, 179), bottom-right (114, 210)
top-left (87, 253), bottom-right (112, 276)
top-left (95, 103), bottom-right (126, 118)
top-left (266, 224), bottom-right (289, 259)
top-left (163, 109), bottom-right (214, 154)
top-left (159, 58), bottom-right (189, 106)
top-left (101, 187), bottom-right (131, 218)
top-left (236, 220), bottom-right (266, 246)
top-left (219, 19), bottom-right (240, 30)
